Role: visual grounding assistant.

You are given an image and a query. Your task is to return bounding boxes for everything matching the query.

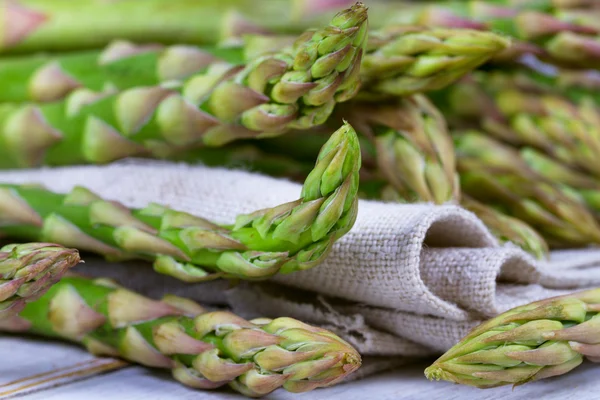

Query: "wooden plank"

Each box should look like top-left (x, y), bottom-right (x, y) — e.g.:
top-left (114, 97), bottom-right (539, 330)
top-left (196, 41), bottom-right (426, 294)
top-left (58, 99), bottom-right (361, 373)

top-left (0, 337), bottom-right (127, 399)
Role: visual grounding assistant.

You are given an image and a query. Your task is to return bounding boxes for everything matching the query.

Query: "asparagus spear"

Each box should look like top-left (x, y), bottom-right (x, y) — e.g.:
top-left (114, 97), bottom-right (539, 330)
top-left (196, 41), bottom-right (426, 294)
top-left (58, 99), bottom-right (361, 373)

top-left (1, 275), bottom-right (361, 396)
top-left (0, 3), bottom-right (367, 168)
top-left (425, 288), bottom-right (600, 388)
top-left (346, 95), bottom-right (459, 204)
top-left (456, 131), bottom-right (600, 247)
top-left (0, 242), bottom-right (80, 319)
top-left (461, 196), bottom-right (549, 260)
top-left (0, 122), bottom-right (360, 282)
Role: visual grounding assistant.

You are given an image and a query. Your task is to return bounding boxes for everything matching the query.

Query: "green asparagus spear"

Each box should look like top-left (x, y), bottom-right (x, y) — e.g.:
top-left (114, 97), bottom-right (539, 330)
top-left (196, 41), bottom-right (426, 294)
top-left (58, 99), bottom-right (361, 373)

top-left (0, 122), bottom-right (360, 282)
top-left (426, 288), bottom-right (600, 388)
top-left (521, 147), bottom-right (600, 217)
top-left (359, 25), bottom-right (509, 98)
top-left (1, 275), bottom-right (361, 396)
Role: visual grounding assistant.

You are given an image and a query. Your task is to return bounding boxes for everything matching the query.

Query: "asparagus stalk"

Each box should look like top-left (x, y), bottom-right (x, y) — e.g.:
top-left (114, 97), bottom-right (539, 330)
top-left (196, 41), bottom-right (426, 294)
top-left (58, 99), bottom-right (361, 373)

top-left (0, 122), bottom-right (360, 282)
top-left (0, 242), bottom-right (80, 319)
top-left (461, 196), bottom-right (549, 260)
top-left (425, 288), bottom-right (600, 388)
top-left (456, 131), bottom-right (600, 247)
top-left (1, 275), bottom-right (361, 396)
top-left (0, 3), bottom-right (367, 168)
top-left (345, 95), bottom-right (459, 204)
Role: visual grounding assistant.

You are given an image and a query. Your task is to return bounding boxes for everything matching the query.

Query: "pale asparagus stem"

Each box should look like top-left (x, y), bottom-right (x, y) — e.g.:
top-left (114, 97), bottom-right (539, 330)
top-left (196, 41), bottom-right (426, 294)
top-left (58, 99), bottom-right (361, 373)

top-left (344, 95), bottom-right (459, 205)
top-left (425, 288), bottom-right (600, 388)
top-left (1, 275), bottom-right (361, 396)
top-left (0, 122), bottom-right (361, 282)
top-left (456, 132), bottom-right (600, 248)
top-left (461, 196), bottom-right (549, 260)
top-left (0, 242), bottom-right (80, 319)
top-left (0, 3), bottom-right (368, 168)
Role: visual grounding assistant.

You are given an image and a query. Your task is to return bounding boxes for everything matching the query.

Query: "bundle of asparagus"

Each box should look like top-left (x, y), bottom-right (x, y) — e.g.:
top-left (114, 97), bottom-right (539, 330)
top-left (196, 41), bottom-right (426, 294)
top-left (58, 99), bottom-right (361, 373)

top-left (6, 0), bottom-right (600, 394)
top-left (0, 275), bottom-right (361, 396)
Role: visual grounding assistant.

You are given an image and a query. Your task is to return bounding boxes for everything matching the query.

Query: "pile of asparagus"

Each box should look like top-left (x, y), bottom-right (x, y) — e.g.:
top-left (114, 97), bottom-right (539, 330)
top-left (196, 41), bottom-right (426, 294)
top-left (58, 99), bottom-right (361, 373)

top-left (3, 0), bottom-right (600, 394)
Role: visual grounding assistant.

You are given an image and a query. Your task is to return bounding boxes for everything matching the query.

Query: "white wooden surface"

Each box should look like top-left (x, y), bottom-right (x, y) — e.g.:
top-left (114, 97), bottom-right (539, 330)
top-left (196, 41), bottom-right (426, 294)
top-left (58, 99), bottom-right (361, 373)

top-left (2, 336), bottom-right (598, 400)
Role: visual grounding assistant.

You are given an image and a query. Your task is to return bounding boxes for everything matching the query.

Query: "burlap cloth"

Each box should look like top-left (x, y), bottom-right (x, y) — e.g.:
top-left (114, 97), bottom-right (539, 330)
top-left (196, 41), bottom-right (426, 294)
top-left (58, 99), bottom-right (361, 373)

top-left (4, 160), bottom-right (600, 378)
